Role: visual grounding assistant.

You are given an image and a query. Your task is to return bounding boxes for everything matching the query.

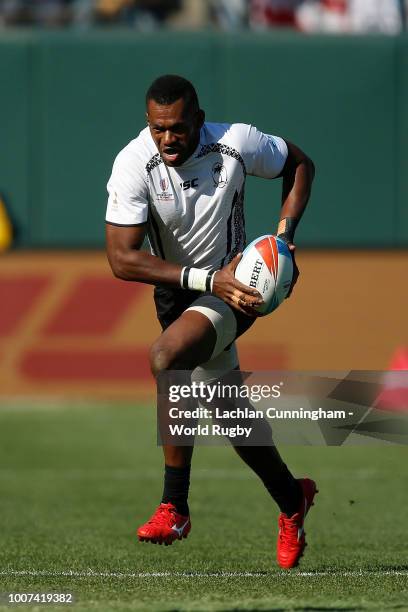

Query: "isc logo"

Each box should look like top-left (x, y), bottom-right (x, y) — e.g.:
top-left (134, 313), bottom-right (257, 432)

top-left (180, 178), bottom-right (199, 191)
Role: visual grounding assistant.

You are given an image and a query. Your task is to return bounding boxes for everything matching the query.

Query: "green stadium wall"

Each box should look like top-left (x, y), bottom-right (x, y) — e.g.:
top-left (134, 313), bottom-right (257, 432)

top-left (1, 31), bottom-right (408, 248)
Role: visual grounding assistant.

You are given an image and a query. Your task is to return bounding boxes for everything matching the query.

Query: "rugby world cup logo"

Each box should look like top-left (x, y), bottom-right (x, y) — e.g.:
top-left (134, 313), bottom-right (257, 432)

top-left (157, 176), bottom-right (174, 201)
top-left (212, 162), bottom-right (228, 188)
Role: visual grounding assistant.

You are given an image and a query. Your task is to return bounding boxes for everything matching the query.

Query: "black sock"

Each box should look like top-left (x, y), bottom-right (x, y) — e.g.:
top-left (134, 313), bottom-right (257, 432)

top-left (261, 462), bottom-right (303, 516)
top-left (235, 446), bottom-right (302, 516)
top-left (161, 464), bottom-right (190, 516)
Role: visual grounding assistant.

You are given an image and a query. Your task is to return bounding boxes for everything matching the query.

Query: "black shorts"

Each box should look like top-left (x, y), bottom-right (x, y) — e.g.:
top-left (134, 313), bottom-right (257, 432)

top-left (154, 285), bottom-right (255, 341)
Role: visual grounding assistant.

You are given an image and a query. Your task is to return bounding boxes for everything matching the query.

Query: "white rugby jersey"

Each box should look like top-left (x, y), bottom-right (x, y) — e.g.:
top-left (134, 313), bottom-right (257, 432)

top-left (106, 122), bottom-right (288, 270)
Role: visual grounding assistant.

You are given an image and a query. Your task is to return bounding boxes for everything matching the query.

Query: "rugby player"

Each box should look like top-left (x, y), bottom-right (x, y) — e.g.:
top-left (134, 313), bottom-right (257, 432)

top-left (105, 75), bottom-right (316, 569)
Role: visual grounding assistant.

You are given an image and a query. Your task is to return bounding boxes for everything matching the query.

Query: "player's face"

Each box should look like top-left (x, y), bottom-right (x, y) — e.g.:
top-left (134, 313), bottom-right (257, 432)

top-left (147, 98), bottom-right (204, 167)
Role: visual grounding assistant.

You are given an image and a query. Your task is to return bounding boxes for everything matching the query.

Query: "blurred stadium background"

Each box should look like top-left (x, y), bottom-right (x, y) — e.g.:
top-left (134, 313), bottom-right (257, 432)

top-left (1, 4), bottom-right (407, 397)
top-left (1, 5), bottom-right (408, 610)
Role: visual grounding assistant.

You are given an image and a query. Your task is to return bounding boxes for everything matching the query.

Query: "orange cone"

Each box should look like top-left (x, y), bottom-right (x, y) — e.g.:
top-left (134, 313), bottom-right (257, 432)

top-left (375, 347), bottom-right (408, 412)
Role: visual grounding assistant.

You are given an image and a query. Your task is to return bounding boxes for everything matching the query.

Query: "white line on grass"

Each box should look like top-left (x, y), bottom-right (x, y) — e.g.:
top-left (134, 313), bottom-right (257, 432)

top-left (1, 570), bottom-right (407, 579)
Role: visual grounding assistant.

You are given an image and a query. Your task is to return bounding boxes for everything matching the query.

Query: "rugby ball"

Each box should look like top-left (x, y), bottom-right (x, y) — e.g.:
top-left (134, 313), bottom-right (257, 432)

top-left (235, 235), bottom-right (293, 316)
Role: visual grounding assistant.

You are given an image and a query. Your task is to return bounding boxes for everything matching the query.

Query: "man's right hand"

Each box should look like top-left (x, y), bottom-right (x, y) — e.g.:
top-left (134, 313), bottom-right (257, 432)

top-left (211, 254), bottom-right (264, 316)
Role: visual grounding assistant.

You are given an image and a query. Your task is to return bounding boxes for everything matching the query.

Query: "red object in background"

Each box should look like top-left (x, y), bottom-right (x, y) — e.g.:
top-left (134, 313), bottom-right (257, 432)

top-left (322, 0), bottom-right (347, 13)
top-left (388, 347), bottom-right (408, 370)
top-left (43, 277), bottom-right (143, 336)
top-left (0, 277), bottom-right (50, 336)
top-left (375, 347), bottom-right (408, 412)
top-left (250, 0), bottom-right (298, 27)
top-left (21, 349), bottom-right (152, 381)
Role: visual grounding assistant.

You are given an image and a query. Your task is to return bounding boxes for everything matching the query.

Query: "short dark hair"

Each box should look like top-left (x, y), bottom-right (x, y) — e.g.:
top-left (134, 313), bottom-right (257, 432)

top-left (146, 75), bottom-right (199, 115)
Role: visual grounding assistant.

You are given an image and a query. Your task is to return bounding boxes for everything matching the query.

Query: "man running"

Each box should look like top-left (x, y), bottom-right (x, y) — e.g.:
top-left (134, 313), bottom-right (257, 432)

top-left (105, 74), bottom-right (316, 569)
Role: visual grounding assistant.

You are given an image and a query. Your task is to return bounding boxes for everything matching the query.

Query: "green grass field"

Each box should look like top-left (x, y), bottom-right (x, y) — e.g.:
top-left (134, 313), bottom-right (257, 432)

top-left (0, 402), bottom-right (407, 611)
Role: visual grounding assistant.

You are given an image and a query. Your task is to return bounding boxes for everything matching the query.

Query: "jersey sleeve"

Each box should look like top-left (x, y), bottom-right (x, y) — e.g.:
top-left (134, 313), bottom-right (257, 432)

top-left (238, 124), bottom-right (288, 179)
top-left (105, 149), bottom-right (148, 226)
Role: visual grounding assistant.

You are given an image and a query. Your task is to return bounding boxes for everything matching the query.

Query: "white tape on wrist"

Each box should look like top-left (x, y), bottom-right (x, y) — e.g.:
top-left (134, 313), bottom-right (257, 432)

top-left (187, 267), bottom-right (208, 292)
top-left (180, 267), bottom-right (186, 288)
top-left (210, 271), bottom-right (216, 293)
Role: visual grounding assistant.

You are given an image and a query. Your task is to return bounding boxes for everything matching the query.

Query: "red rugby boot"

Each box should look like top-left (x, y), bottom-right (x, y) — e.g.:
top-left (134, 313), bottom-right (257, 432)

top-left (277, 478), bottom-right (318, 569)
top-left (137, 502), bottom-right (191, 546)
